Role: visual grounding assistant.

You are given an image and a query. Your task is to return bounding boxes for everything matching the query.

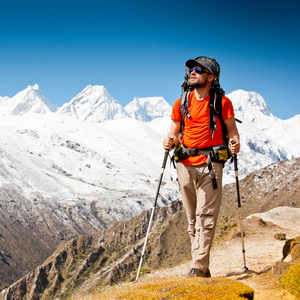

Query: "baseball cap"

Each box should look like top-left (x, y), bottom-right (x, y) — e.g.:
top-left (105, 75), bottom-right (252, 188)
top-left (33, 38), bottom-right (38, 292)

top-left (186, 56), bottom-right (220, 79)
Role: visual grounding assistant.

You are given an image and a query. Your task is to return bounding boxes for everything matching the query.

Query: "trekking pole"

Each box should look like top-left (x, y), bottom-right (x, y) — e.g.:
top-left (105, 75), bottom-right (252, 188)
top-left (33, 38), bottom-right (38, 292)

top-left (232, 149), bottom-right (248, 272)
top-left (134, 148), bottom-right (170, 283)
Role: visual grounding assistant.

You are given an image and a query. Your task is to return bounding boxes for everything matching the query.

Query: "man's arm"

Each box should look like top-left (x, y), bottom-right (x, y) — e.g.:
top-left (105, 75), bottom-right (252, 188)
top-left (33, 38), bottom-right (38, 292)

top-left (224, 117), bottom-right (240, 154)
top-left (163, 120), bottom-right (181, 150)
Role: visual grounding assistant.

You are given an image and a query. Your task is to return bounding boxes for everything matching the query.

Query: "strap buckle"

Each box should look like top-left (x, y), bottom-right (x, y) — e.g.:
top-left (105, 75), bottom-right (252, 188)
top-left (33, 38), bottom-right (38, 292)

top-left (189, 148), bottom-right (198, 156)
top-left (180, 106), bottom-right (191, 119)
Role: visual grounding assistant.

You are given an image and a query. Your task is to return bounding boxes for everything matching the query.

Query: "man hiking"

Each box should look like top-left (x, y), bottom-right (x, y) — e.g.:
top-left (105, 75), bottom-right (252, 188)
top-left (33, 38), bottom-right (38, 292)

top-left (163, 56), bottom-right (240, 277)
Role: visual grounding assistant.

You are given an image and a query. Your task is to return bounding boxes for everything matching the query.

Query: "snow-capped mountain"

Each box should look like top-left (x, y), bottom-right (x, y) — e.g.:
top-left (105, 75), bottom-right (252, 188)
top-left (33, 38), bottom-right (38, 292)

top-left (228, 89), bottom-right (300, 158)
top-left (0, 84), bottom-right (58, 115)
top-left (228, 89), bottom-right (274, 121)
top-left (0, 85), bottom-right (298, 182)
top-left (57, 85), bottom-right (130, 122)
top-left (0, 84), bottom-right (299, 289)
top-left (124, 96), bottom-right (171, 121)
top-left (0, 112), bottom-right (178, 289)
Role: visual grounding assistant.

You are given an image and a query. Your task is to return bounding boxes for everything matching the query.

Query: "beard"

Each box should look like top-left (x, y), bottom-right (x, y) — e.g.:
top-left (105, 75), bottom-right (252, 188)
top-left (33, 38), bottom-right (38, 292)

top-left (189, 75), bottom-right (209, 89)
top-left (190, 81), bottom-right (207, 89)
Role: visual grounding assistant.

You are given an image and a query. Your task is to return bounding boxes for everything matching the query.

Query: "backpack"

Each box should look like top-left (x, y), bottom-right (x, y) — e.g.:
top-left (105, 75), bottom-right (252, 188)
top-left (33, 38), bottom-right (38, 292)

top-left (180, 56), bottom-right (227, 143)
top-left (173, 57), bottom-right (232, 189)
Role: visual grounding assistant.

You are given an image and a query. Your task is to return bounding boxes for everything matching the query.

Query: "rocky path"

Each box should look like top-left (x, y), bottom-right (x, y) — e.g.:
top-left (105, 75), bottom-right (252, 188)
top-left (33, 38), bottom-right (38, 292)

top-left (142, 211), bottom-right (300, 299)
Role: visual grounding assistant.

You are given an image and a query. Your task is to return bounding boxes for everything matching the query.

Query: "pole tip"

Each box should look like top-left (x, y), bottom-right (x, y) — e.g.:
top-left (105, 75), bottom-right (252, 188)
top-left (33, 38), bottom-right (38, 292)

top-left (242, 266), bottom-right (249, 272)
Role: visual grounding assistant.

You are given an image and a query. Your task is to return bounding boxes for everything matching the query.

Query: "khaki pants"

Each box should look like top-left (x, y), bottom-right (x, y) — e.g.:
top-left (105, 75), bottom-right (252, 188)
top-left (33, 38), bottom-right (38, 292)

top-left (177, 161), bottom-right (223, 273)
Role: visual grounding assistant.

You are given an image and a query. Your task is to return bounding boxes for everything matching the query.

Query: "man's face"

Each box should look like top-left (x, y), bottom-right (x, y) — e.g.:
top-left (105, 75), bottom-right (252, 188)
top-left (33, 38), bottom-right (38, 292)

top-left (189, 64), bottom-right (212, 88)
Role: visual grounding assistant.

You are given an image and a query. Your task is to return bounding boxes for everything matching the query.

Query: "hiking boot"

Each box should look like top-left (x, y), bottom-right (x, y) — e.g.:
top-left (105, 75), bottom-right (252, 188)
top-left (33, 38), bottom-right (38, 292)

top-left (186, 268), bottom-right (206, 278)
top-left (205, 269), bottom-right (211, 278)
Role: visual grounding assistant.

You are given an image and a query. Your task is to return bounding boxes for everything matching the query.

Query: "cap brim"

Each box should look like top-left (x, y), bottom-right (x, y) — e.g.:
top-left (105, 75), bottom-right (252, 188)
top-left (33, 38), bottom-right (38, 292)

top-left (186, 59), bottom-right (202, 69)
top-left (186, 59), bottom-right (212, 74)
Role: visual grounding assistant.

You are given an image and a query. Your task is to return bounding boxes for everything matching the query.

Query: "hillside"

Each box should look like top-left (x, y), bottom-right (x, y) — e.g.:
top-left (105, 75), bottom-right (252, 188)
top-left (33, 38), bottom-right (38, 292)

top-left (1, 157), bottom-right (299, 299)
top-left (0, 85), bottom-right (299, 293)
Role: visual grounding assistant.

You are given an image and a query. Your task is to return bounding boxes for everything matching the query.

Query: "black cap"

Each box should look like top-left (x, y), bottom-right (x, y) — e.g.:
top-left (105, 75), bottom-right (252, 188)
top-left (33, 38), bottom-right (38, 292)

top-left (186, 56), bottom-right (220, 78)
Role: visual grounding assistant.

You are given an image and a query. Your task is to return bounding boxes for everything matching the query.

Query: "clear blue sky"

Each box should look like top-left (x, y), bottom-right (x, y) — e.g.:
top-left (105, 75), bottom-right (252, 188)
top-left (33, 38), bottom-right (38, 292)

top-left (0, 0), bottom-right (299, 120)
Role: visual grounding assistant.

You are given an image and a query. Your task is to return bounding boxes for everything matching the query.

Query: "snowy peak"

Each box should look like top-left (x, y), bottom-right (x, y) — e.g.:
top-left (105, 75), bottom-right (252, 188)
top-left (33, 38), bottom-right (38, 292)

top-left (57, 85), bottom-right (130, 122)
top-left (125, 96), bottom-right (171, 122)
top-left (0, 84), bottom-right (58, 115)
top-left (226, 89), bottom-right (300, 160)
top-left (227, 89), bottom-right (275, 124)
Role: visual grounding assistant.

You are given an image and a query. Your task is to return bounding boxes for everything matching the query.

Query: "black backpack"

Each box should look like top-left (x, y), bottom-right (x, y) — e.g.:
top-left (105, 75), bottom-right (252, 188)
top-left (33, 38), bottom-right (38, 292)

top-left (172, 57), bottom-right (239, 189)
top-left (179, 56), bottom-right (229, 147)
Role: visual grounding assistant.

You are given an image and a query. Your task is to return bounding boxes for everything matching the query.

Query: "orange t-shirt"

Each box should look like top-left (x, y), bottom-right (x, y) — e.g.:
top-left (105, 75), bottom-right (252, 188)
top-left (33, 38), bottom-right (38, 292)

top-left (171, 90), bottom-right (235, 165)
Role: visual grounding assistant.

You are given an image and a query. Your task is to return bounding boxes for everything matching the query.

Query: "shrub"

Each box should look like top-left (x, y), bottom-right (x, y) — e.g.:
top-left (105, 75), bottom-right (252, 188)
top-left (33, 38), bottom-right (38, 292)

top-left (85, 277), bottom-right (254, 300)
top-left (274, 233), bottom-right (286, 241)
top-left (280, 262), bottom-right (300, 297)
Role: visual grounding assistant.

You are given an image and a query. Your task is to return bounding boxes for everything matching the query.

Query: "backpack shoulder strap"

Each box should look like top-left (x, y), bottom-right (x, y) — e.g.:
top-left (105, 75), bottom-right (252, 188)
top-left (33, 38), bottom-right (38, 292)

top-left (216, 94), bottom-right (229, 146)
top-left (209, 90), bottom-right (217, 137)
top-left (180, 91), bottom-right (191, 133)
top-left (209, 90), bottom-right (228, 144)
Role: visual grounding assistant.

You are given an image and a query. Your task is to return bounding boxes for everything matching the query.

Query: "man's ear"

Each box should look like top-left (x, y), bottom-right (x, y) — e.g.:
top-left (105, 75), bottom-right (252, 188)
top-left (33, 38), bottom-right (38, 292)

top-left (208, 74), bottom-right (215, 83)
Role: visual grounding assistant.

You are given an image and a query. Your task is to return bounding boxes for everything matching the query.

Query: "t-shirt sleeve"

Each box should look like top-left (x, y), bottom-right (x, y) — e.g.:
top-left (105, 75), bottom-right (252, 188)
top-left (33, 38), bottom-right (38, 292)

top-left (171, 98), bottom-right (182, 122)
top-left (222, 96), bottom-right (235, 121)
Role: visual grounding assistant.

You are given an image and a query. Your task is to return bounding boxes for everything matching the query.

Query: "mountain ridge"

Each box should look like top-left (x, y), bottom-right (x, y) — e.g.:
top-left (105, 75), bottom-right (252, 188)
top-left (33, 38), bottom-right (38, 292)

top-left (124, 96), bottom-right (171, 121)
top-left (0, 84), bottom-right (58, 115)
top-left (57, 85), bottom-right (131, 122)
top-left (1, 83), bottom-right (299, 162)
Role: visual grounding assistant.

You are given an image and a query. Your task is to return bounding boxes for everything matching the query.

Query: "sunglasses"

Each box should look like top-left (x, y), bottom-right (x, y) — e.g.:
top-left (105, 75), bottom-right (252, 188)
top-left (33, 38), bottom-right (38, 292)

top-left (189, 67), bottom-right (209, 74)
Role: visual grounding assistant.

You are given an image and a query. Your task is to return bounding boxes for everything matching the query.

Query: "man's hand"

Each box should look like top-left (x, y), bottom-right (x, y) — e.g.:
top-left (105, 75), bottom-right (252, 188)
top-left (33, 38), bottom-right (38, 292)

top-left (163, 137), bottom-right (175, 150)
top-left (224, 117), bottom-right (240, 154)
top-left (163, 120), bottom-right (180, 150)
top-left (229, 139), bottom-right (240, 154)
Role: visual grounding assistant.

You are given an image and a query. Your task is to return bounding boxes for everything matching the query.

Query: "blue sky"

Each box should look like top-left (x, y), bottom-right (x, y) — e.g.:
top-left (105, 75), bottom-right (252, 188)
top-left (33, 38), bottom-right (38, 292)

top-left (0, 0), bottom-right (299, 120)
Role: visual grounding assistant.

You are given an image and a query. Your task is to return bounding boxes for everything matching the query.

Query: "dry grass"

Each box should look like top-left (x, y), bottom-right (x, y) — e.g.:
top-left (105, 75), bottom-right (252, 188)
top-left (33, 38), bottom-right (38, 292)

top-left (71, 277), bottom-right (254, 300)
top-left (280, 262), bottom-right (300, 298)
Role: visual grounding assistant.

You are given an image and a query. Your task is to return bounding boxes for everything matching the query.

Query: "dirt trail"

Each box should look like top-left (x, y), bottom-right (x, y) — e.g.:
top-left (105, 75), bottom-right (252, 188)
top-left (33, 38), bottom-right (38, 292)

top-left (142, 217), bottom-right (300, 299)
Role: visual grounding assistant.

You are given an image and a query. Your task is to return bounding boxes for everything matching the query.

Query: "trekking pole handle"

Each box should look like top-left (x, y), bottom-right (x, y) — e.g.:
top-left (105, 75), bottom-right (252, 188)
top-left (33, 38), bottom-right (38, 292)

top-left (162, 149), bottom-right (169, 168)
top-left (233, 154), bottom-right (238, 172)
top-left (231, 140), bottom-right (238, 172)
top-left (161, 137), bottom-right (173, 168)
top-left (231, 140), bottom-right (241, 207)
